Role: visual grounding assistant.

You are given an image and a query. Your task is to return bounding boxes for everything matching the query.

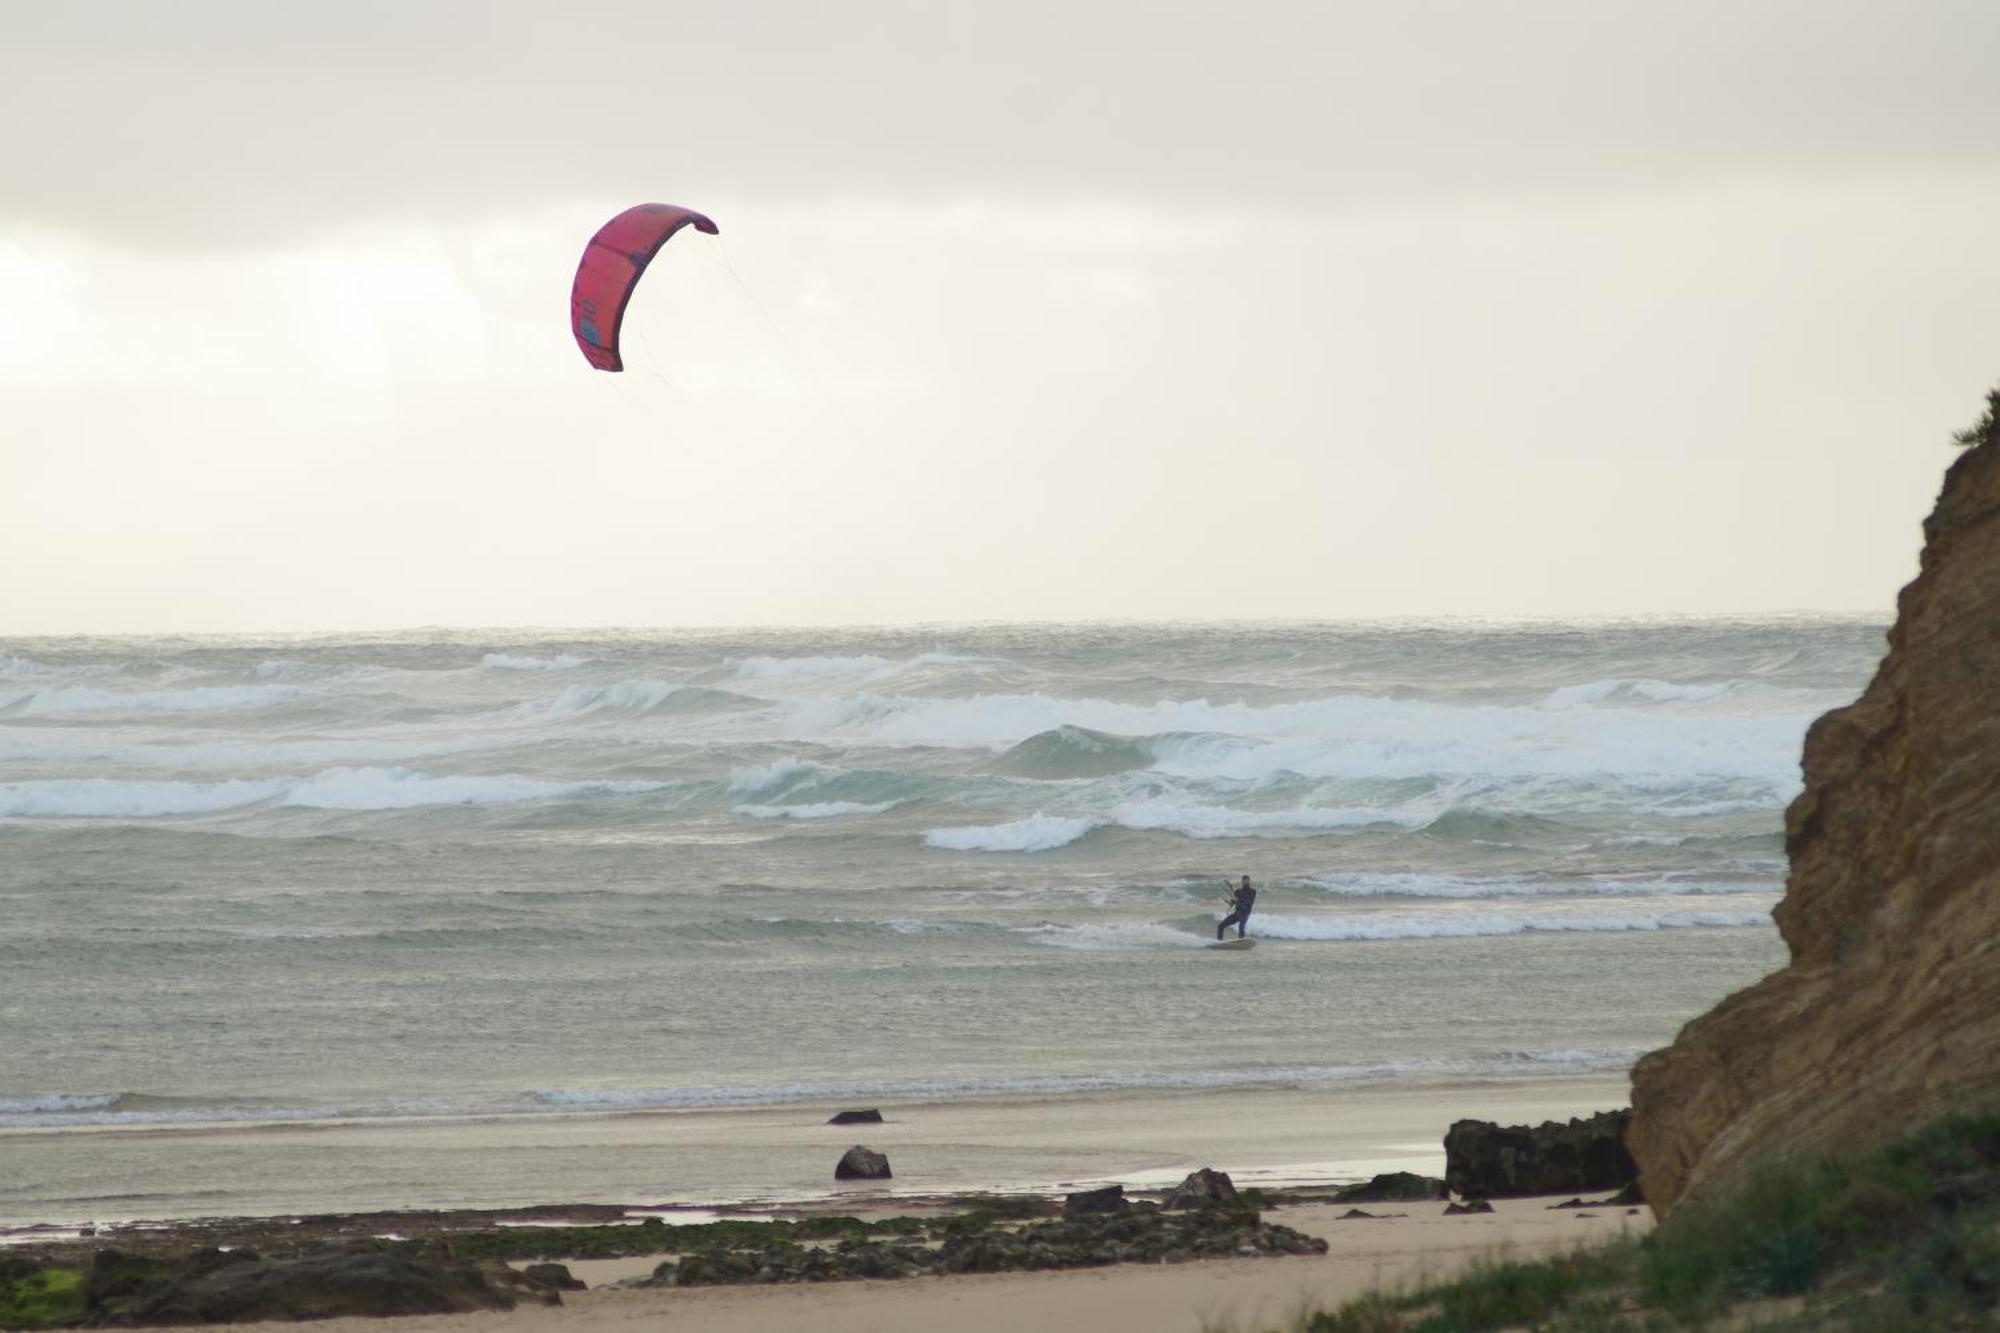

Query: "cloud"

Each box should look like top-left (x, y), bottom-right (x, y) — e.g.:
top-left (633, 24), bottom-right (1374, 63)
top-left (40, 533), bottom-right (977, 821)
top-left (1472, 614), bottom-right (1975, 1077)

top-left (9, 1), bottom-right (1999, 248)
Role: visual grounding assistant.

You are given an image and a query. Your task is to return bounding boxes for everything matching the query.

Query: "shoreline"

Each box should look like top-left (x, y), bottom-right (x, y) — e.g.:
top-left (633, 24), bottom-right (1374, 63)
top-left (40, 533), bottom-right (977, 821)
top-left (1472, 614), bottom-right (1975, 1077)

top-left (0, 1073), bottom-right (1631, 1237)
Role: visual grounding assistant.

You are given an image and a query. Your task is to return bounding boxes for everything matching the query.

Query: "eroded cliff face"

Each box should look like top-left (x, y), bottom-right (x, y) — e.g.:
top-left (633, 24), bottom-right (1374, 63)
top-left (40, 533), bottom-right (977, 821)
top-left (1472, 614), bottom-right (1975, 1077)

top-left (1629, 434), bottom-right (2000, 1214)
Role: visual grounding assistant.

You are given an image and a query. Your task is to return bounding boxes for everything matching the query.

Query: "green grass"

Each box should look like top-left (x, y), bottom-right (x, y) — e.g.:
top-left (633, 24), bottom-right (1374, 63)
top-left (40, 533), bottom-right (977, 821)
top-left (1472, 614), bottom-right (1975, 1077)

top-left (1295, 1114), bottom-right (2000, 1331)
top-left (0, 1266), bottom-right (85, 1330)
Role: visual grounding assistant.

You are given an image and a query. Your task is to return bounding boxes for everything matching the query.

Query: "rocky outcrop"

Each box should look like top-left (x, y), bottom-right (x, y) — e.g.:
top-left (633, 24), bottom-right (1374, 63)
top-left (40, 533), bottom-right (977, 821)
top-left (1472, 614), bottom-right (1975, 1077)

top-left (1630, 431), bottom-right (2000, 1214)
top-left (834, 1146), bottom-right (891, 1180)
top-left (1163, 1168), bottom-right (1237, 1210)
top-left (645, 1208), bottom-right (1325, 1286)
top-left (1332, 1172), bottom-right (1448, 1203)
top-left (1443, 1111), bottom-right (1636, 1198)
top-left (1062, 1185), bottom-right (1129, 1216)
top-left (520, 1262), bottom-right (584, 1291)
top-left (84, 1247), bottom-right (550, 1325)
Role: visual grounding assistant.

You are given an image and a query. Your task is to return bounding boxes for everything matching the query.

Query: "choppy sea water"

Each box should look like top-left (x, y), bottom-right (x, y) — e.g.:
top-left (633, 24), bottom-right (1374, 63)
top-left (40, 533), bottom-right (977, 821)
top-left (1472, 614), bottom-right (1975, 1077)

top-left (0, 620), bottom-right (1883, 1221)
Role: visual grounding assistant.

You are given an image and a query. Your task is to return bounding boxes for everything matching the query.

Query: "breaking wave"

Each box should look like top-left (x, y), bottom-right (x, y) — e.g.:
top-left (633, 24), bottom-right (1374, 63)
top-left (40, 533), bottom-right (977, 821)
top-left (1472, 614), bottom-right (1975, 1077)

top-left (776, 689), bottom-right (1811, 800)
top-left (1246, 908), bottom-right (1775, 942)
top-left (986, 725), bottom-right (1154, 779)
top-left (734, 801), bottom-right (896, 820)
top-left (0, 684), bottom-right (319, 717)
top-left (482, 653), bottom-right (587, 671)
top-left (528, 680), bottom-right (759, 716)
top-left (0, 767), bottom-right (669, 818)
top-left (1542, 678), bottom-right (1741, 707)
top-left (925, 814), bottom-right (1098, 852)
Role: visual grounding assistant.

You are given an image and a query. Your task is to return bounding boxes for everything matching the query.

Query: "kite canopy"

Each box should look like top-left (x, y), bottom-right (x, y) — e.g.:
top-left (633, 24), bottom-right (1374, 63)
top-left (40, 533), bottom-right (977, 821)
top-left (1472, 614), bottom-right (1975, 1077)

top-left (570, 203), bottom-right (720, 372)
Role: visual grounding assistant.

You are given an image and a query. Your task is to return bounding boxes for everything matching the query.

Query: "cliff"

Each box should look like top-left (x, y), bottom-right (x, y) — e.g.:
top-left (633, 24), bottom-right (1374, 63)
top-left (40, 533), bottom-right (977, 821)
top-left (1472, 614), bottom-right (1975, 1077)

top-left (1628, 426), bottom-right (2000, 1214)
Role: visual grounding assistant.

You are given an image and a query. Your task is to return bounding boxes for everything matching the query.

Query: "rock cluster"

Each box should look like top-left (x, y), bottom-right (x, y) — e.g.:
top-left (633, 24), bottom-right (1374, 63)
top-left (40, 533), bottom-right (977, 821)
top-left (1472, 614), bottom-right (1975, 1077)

top-left (1443, 1111), bottom-right (1636, 1199)
top-left (1630, 432), bottom-right (2000, 1214)
top-left (82, 1246), bottom-right (557, 1326)
top-left (645, 1206), bottom-right (1325, 1287)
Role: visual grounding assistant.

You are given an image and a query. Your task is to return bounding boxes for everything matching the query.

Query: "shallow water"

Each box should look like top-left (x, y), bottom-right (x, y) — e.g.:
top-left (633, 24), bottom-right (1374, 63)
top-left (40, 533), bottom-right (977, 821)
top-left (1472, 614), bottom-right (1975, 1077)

top-left (0, 619), bottom-right (1883, 1221)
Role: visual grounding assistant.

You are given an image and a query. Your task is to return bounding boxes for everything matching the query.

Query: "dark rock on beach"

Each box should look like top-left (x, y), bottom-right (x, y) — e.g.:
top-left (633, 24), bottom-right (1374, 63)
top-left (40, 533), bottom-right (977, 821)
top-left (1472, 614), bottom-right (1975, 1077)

top-left (827, 1108), bottom-right (884, 1125)
top-left (84, 1246), bottom-right (551, 1326)
top-left (646, 1206), bottom-right (1327, 1288)
top-left (520, 1262), bottom-right (585, 1291)
top-left (1163, 1168), bottom-right (1237, 1210)
top-left (1444, 1199), bottom-right (1496, 1215)
top-left (835, 1145), bottom-right (892, 1180)
top-left (1444, 1110), bottom-right (1637, 1199)
top-left (1062, 1185), bottom-right (1129, 1216)
top-left (1332, 1171), bottom-right (1448, 1203)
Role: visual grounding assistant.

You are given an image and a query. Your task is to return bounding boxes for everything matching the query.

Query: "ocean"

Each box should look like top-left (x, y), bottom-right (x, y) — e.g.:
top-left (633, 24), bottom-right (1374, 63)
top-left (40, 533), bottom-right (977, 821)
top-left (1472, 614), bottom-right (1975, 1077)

top-left (0, 619), bottom-right (1884, 1225)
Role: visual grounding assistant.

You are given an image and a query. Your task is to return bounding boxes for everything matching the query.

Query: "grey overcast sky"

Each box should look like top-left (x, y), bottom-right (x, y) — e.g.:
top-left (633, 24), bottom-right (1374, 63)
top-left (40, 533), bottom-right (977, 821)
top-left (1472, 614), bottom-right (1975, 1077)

top-left (5, 1), bottom-right (1999, 633)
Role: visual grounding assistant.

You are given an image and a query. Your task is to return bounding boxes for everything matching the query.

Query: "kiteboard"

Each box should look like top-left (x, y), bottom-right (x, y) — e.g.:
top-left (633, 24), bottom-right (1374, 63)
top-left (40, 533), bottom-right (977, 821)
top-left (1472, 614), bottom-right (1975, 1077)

top-left (1208, 938), bottom-right (1257, 951)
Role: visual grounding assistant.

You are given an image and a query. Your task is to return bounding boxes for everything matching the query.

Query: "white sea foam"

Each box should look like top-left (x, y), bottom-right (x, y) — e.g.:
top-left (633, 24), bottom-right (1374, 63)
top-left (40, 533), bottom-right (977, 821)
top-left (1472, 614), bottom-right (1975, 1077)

top-left (0, 1093), bottom-right (123, 1113)
top-left (1016, 922), bottom-right (1211, 950)
top-left (1293, 872), bottom-right (1775, 899)
top-left (1543, 678), bottom-right (1742, 707)
top-left (1109, 795), bottom-right (1425, 838)
top-left (0, 656), bottom-right (45, 677)
top-left (1246, 908), bottom-right (1774, 942)
top-left (279, 767), bottom-right (668, 811)
top-left (727, 758), bottom-right (843, 795)
top-left (0, 768), bottom-right (668, 817)
top-left (0, 684), bottom-right (319, 716)
top-left (523, 1049), bottom-right (1642, 1112)
top-left (255, 659), bottom-right (307, 678)
top-left (0, 778), bottom-right (290, 818)
top-left (0, 732), bottom-right (510, 769)
top-left (531, 679), bottom-right (685, 715)
top-left (734, 801), bottom-right (894, 820)
top-left (778, 689), bottom-right (1810, 801)
top-left (732, 654), bottom-right (895, 683)
top-left (482, 653), bottom-right (587, 671)
top-left (923, 813), bottom-right (1099, 852)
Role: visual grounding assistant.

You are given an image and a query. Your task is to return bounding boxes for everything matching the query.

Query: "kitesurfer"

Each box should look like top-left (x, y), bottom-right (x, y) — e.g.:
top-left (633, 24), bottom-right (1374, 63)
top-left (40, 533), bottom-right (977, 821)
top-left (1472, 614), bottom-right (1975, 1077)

top-left (1217, 875), bottom-right (1256, 940)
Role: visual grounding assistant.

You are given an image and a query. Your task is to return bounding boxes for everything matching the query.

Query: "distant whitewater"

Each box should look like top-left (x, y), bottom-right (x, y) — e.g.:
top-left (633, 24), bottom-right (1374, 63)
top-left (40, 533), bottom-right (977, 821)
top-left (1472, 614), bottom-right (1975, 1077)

top-left (0, 619), bottom-right (1884, 1220)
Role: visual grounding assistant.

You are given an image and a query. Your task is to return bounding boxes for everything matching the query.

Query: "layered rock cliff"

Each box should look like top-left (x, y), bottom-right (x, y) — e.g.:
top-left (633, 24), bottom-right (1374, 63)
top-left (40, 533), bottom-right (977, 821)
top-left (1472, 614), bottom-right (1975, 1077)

top-left (1629, 424), bottom-right (2000, 1214)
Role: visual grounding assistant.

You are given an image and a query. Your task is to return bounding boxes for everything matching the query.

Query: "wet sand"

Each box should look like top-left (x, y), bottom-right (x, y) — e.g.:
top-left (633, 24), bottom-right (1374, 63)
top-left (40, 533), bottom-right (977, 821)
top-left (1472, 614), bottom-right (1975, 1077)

top-left (2, 1074), bottom-right (1632, 1230)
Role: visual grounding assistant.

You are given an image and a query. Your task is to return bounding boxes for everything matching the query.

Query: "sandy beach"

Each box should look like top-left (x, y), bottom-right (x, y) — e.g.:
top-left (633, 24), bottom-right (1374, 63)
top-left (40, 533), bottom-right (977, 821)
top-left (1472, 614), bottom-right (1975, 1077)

top-left (2, 1075), bottom-right (1634, 1231)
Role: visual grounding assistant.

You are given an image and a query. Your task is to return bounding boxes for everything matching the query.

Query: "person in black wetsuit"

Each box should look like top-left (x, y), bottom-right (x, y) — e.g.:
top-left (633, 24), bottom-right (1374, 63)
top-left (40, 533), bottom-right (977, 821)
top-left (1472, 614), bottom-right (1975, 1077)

top-left (1217, 874), bottom-right (1256, 939)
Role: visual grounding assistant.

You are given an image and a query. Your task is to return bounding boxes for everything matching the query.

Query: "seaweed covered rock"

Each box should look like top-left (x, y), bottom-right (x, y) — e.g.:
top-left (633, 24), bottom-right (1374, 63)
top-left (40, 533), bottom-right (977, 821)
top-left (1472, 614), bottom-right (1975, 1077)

top-left (648, 1206), bottom-right (1326, 1287)
top-left (1062, 1184), bottom-right (1129, 1216)
top-left (1164, 1168), bottom-right (1238, 1210)
top-left (84, 1247), bottom-right (549, 1325)
top-left (1332, 1171), bottom-right (1448, 1203)
top-left (1444, 1111), bottom-right (1636, 1199)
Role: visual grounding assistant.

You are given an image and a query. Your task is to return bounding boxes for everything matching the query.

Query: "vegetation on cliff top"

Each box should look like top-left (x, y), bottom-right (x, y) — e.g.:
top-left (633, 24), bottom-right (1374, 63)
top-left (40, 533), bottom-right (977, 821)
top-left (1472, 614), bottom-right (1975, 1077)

top-left (1953, 384), bottom-right (1998, 448)
top-left (1302, 1113), bottom-right (2000, 1330)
